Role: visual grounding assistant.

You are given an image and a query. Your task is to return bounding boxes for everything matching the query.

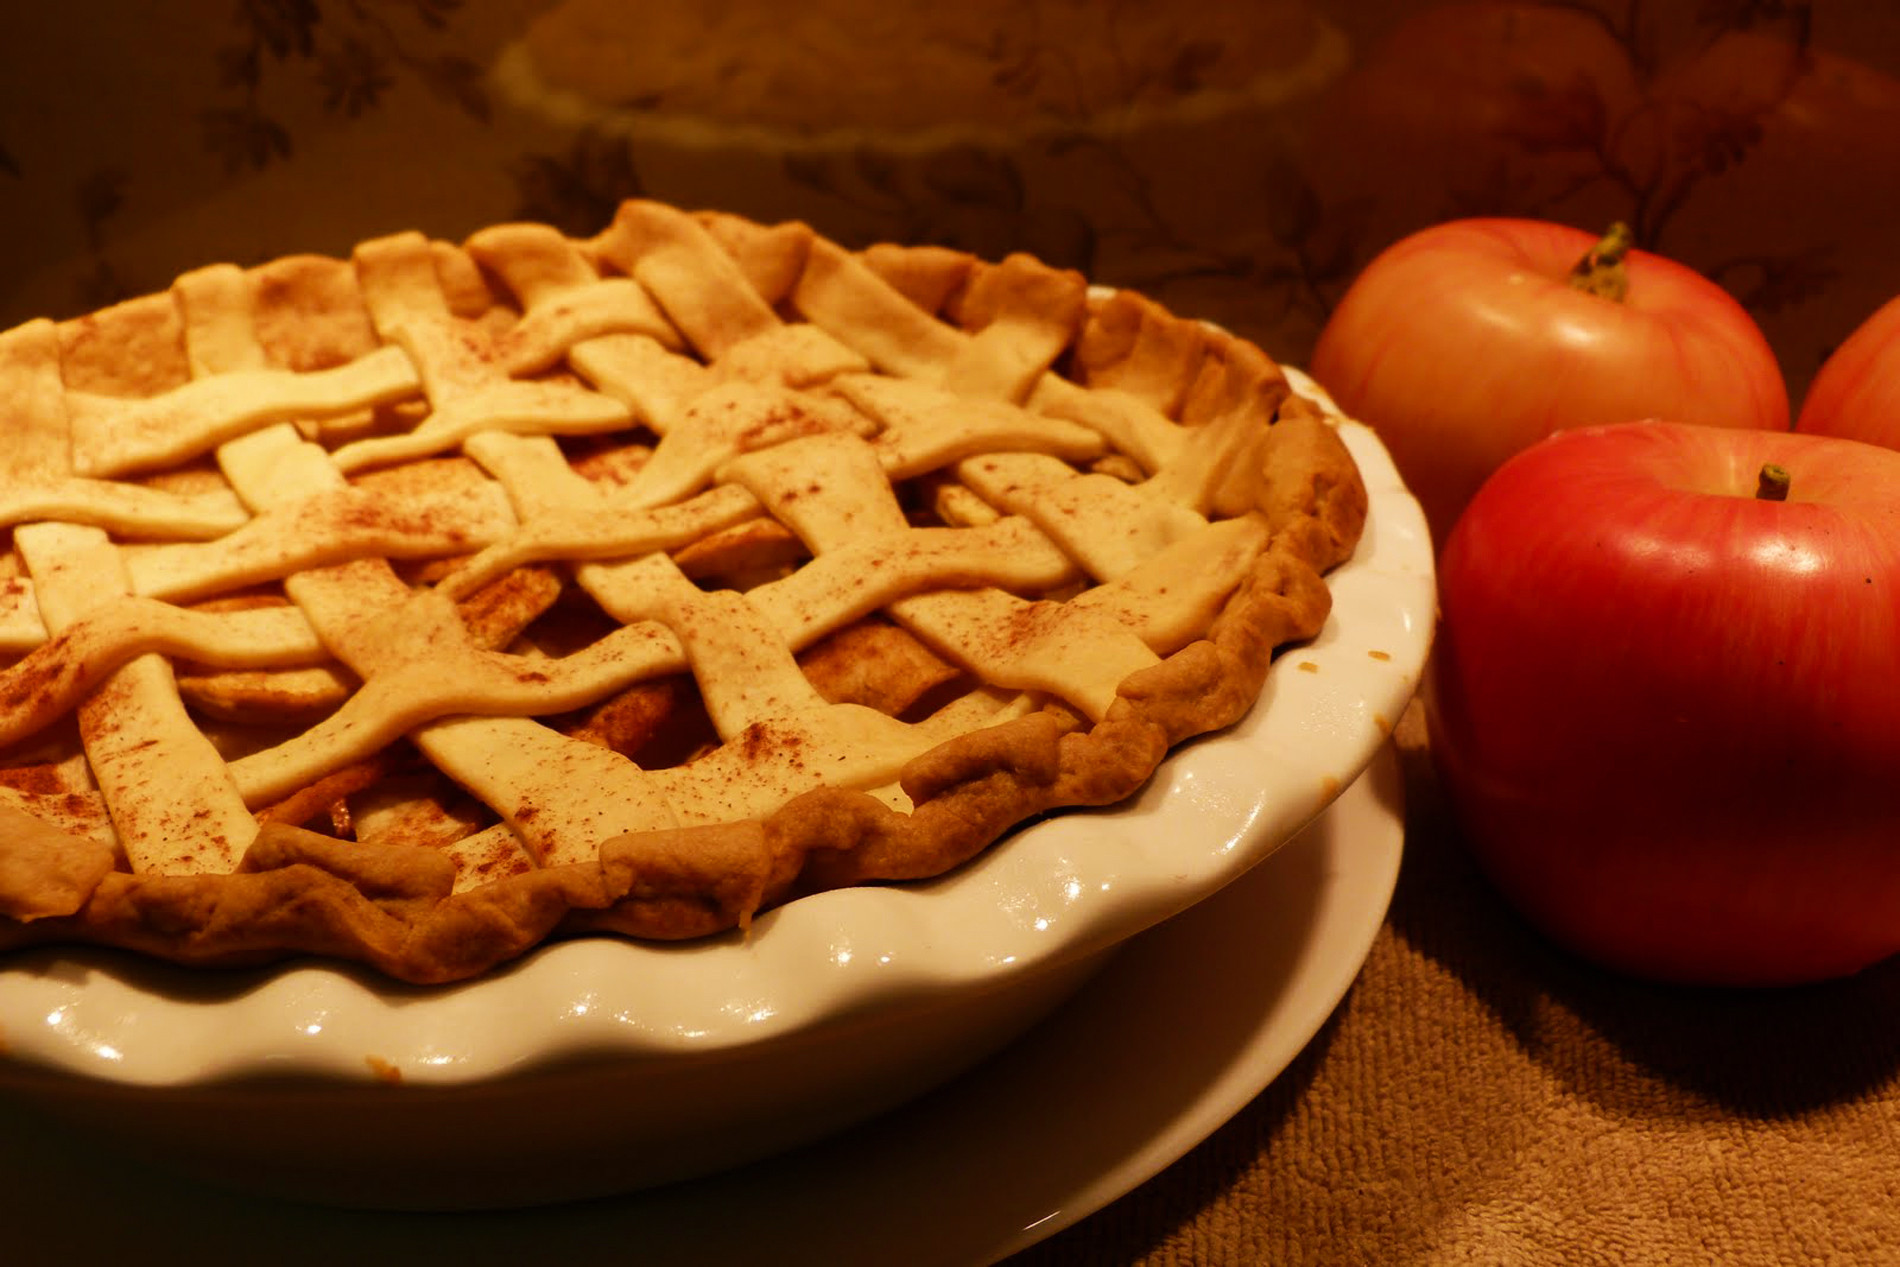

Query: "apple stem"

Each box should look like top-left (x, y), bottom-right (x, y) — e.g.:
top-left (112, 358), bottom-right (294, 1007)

top-left (1568, 222), bottom-right (1635, 301)
top-left (1757, 463), bottom-right (1792, 501)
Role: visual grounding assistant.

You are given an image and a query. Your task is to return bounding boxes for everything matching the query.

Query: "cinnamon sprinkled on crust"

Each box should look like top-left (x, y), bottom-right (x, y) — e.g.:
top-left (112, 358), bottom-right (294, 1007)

top-left (0, 201), bottom-right (1364, 982)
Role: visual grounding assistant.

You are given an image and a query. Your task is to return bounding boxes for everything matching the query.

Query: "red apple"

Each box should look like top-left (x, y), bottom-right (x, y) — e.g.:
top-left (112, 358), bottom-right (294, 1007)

top-left (1429, 420), bottom-right (1900, 985)
top-left (1797, 291), bottom-right (1900, 449)
top-left (1310, 218), bottom-right (1788, 552)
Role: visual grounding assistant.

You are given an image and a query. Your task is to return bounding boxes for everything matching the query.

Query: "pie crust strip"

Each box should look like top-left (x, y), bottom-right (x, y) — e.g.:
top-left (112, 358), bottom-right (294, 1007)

top-left (0, 199), bottom-right (1370, 982)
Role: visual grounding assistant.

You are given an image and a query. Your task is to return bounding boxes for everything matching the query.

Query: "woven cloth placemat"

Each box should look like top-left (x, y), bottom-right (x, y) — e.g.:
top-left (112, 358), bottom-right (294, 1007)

top-left (1012, 704), bottom-right (1900, 1266)
top-left (4, 711), bottom-right (1896, 1265)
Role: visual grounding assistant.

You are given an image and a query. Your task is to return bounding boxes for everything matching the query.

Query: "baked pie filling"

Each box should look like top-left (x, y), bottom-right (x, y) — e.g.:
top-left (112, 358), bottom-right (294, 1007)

top-left (0, 201), bottom-right (1365, 983)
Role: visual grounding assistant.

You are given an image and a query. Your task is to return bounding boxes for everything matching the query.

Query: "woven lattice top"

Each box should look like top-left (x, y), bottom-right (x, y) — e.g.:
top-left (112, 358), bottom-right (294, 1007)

top-left (0, 201), bottom-right (1365, 982)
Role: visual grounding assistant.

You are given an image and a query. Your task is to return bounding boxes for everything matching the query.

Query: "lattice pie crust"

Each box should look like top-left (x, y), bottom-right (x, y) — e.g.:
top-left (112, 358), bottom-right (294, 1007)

top-left (0, 201), bottom-right (1365, 983)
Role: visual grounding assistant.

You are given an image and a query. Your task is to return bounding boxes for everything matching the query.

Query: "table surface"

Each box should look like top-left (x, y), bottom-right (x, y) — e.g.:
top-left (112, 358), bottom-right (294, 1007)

top-left (1011, 705), bottom-right (1900, 1265)
top-left (3, 711), bottom-right (1896, 1267)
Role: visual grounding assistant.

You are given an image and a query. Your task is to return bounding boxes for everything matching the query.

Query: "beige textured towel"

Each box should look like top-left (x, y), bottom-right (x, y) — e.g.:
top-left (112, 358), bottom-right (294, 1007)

top-left (1013, 706), bottom-right (1900, 1266)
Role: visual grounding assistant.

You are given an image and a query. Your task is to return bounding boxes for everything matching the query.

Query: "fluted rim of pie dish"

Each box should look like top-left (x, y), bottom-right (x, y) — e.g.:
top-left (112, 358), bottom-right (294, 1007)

top-left (0, 373), bottom-right (1432, 1088)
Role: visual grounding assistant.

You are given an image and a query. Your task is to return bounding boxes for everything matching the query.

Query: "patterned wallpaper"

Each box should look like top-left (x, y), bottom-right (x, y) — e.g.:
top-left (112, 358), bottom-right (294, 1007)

top-left (2, 0), bottom-right (1896, 399)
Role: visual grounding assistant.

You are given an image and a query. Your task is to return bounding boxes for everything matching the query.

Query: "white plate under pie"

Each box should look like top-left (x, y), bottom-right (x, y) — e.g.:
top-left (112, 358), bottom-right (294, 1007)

top-left (0, 375), bottom-right (1433, 1210)
top-left (0, 741), bottom-right (1403, 1266)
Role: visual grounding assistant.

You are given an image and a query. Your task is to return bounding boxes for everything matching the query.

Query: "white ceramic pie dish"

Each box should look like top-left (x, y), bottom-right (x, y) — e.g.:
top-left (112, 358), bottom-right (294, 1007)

top-left (0, 371), bottom-right (1433, 1209)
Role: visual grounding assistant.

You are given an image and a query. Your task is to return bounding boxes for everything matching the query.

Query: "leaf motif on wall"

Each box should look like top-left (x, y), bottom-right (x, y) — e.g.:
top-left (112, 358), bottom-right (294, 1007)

top-left (200, 107), bottom-right (294, 173)
top-left (239, 0), bottom-right (320, 61)
top-left (1713, 247), bottom-right (1838, 314)
top-left (782, 152), bottom-right (837, 196)
top-left (198, 0), bottom-right (493, 173)
top-left (1266, 173), bottom-right (1325, 248)
top-left (1498, 77), bottom-right (1610, 154)
top-left (75, 168), bottom-right (126, 236)
top-left (403, 0), bottom-right (464, 31)
top-left (852, 146), bottom-right (903, 199)
top-left (919, 146), bottom-right (1024, 213)
top-left (318, 38), bottom-right (394, 119)
top-left (1673, 107), bottom-right (1766, 175)
top-left (1167, 40), bottom-right (1225, 94)
top-left (1696, 0), bottom-right (1811, 34)
top-left (76, 259), bottom-right (134, 313)
top-left (1019, 205), bottom-right (1098, 275)
top-left (991, 50), bottom-right (1042, 97)
top-left (415, 55), bottom-right (492, 123)
top-left (513, 131), bottom-right (646, 236)
top-left (216, 43), bottom-right (262, 91)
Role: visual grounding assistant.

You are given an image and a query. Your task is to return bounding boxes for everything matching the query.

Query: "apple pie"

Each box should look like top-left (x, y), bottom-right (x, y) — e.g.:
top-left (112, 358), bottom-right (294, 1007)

top-left (0, 200), bottom-right (1365, 983)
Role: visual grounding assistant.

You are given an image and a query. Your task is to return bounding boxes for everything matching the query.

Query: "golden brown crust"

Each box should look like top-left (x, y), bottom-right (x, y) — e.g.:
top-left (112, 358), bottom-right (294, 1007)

top-left (0, 805), bottom-right (118, 921)
top-left (0, 200), bottom-right (1366, 983)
